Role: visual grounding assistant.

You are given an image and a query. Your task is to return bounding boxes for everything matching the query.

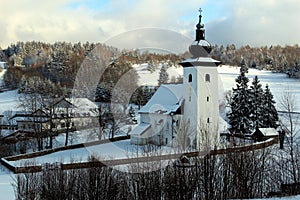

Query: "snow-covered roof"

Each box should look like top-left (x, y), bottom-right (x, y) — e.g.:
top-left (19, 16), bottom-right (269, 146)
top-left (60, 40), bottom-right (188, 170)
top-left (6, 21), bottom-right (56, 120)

top-left (258, 128), bottom-right (278, 137)
top-left (139, 84), bottom-right (186, 114)
top-left (180, 57), bottom-right (220, 67)
top-left (129, 123), bottom-right (151, 136)
top-left (67, 98), bottom-right (98, 110)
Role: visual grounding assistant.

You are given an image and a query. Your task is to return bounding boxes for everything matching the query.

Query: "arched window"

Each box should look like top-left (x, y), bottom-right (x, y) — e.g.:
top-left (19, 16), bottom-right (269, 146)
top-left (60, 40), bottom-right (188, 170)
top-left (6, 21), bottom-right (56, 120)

top-left (205, 74), bottom-right (210, 82)
top-left (188, 74), bottom-right (192, 82)
top-left (207, 118), bottom-right (210, 123)
top-left (207, 96), bottom-right (209, 102)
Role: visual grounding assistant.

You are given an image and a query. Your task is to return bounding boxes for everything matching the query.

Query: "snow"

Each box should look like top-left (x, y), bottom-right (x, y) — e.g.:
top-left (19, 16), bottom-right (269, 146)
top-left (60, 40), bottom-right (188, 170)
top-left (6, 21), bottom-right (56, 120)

top-left (139, 84), bottom-right (185, 114)
top-left (258, 128), bottom-right (278, 137)
top-left (133, 63), bottom-right (183, 86)
top-left (0, 90), bottom-right (20, 114)
top-left (0, 164), bottom-right (15, 200)
top-left (129, 123), bottom-right (150, 135)
top-left (135, 64), bottom-right (300, 112)
top-left (253, 196), bottom-right (300, 200)
top-left (180, 57), bottom-right (221, 66)
top-left (218, 66), bottom-right (300, 112)
top-left (8, 139), bottom-right (173, 167)
top-left (1, 64), bottom-right (300, 198)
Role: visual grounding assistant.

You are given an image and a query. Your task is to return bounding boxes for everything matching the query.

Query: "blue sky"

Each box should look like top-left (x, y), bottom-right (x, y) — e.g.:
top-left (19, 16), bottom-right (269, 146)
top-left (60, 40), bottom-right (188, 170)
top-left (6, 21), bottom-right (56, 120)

top-left (0, 0), bottom-right (299, 49)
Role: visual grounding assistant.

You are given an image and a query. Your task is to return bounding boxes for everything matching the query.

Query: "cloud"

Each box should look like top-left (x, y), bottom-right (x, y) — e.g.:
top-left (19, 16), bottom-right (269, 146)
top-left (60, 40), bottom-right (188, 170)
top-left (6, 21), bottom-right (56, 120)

top-left (0, 0), bottom-right (299, 49)
top-left (105, 28), bottom-right (193, 54)
top-left (0, 0), bottom-right (206, 49)
top-left (207, 0), bottom-right (300, 47)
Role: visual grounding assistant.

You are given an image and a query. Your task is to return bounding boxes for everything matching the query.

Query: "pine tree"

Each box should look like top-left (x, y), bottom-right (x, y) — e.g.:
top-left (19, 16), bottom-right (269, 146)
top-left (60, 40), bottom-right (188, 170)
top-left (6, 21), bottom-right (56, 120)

top-left (158, 64), bottom-right (169, 86)
top-left (147, 60), bottom-right (156, 73)
top-left (249, 76), bottom-right (265, 130)
top-left (228, 60), bottom-right (252, 135)
top-left (262, 84), bottom-right (278, 128)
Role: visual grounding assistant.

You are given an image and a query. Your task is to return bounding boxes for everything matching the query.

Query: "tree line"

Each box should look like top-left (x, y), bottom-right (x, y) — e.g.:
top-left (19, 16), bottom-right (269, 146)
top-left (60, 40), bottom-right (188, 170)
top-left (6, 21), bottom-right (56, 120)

top-left (12, 144), bottom-right (300, 199)
top-left (211, 44), bottom-right (300, 74)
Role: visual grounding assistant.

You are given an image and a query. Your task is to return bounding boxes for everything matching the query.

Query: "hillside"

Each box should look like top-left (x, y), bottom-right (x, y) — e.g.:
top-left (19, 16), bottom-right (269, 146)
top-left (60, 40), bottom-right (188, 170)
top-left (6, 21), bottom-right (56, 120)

top-left (1, 65), bottom-right (300, 199)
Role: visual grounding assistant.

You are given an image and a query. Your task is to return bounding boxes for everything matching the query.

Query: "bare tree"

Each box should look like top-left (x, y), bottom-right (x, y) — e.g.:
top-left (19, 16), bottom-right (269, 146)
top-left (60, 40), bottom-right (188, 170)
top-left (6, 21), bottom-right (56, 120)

top-left (279, 91), bottom-right (300, 183)
top-left (173, 119), bottom-right (195, 152)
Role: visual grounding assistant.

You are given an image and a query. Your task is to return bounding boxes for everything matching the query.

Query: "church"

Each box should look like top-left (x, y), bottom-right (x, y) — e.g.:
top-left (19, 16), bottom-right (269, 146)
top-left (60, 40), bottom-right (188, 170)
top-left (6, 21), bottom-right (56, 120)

top-left (130, 9), bottom-right (221, 150)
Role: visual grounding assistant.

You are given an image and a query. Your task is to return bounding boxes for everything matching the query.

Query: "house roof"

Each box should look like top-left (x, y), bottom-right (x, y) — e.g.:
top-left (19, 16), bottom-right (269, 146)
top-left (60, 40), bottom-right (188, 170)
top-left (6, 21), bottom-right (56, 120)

top-left (67, 98), bottom-right (98, 110)
top-left (52, 98), bottom-right (75, 109)
top-left (129, 123), bottom-right (151, 136)
top-left (257, 128), bottom-right (278, 137)
top-left (139, 84), bottom-right (186, 115)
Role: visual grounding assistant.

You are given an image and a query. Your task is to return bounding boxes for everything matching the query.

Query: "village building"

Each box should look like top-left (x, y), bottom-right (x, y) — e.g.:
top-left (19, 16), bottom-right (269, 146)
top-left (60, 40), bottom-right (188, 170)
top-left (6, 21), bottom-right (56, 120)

top-left (130, 9), bottom-right (221, 150)
top-left (252, 127), bottom-right (279, 142)
top-left (0, 97), bottom-right (99, 144)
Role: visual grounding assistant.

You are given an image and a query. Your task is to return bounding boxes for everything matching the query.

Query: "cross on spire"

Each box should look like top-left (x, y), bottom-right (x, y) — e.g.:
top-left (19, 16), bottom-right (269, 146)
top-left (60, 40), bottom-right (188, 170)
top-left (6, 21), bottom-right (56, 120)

top-left (199, 8), bottom-right (202, 15)
top-left (195, 8), bottom-right (205, 41)
top-left (196, 8), bottom-right (204, 30)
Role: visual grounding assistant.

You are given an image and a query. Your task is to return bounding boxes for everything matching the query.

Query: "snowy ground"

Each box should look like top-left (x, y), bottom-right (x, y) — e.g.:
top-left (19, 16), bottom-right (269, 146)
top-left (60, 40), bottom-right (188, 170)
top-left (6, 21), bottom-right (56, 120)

top-left (0, 164), bottom-right (15, 200)
top-left (218, 66), bottom-right (300, 112)
top-left (1, 65), bottom-right (300, 199)
top-left (134, 64), bottom-right (300, 111)
top-left (133, 63), bottom-right (183, 86)
top-left (9, 139), bottom-right (175, 167)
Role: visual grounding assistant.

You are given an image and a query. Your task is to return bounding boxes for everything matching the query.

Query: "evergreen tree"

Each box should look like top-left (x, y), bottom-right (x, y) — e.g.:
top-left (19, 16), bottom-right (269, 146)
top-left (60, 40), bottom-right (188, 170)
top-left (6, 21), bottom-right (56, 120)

top-left (95, 83), bottom-right (112, 102)
top-left (158, 64), bottom-right (169, 86)
top-left (131, 86), bottom-right (156, 109)
top-left (147, 60), bottom-right (156, 73)
top-left (249, 76), bottom-right (265, 130)
top-left (262, 84), bottom-right (278, 128)
top-left (228, 60), bottom-right (252, 135)
top-left (131, 86), bottom-right (147, 109)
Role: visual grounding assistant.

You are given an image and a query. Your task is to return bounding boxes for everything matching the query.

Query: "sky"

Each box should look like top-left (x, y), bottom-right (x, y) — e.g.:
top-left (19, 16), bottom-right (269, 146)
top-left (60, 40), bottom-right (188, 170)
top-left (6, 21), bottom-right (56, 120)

top-left (0, 0), bottom-right (299, 50)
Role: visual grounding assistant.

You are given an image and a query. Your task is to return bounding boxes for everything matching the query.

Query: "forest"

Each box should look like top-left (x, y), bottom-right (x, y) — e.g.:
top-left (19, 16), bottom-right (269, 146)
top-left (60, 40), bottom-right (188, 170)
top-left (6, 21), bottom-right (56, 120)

top-left (1, 42), bottom-right (300, 199)
top-left (1, 42), bottom-right (300, 92)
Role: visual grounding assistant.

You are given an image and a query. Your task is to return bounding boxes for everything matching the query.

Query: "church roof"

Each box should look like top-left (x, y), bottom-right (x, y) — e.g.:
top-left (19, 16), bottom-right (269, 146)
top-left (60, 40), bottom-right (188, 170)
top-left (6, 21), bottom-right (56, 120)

top-left (139, 84), bottom-right (186, 115)
top-left (180, 57), bottom-right (221, 67)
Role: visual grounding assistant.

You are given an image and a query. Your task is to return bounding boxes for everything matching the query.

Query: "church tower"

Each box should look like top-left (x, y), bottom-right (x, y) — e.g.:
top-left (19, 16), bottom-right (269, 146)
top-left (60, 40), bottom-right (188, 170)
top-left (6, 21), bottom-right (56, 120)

top-left (180, 9), bottom-right (220, 150)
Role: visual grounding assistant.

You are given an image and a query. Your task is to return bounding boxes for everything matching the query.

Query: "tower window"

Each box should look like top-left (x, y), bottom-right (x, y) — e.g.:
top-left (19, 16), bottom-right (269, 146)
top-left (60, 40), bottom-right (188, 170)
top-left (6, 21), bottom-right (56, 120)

top-left (205, 74), bottom-right (210, 82)
top-left (207, 96), bottom-right (209, 102)
top-left (188, 74), bottom-right (192, 82)
top-left (207, 118), bottom-right (210, 123)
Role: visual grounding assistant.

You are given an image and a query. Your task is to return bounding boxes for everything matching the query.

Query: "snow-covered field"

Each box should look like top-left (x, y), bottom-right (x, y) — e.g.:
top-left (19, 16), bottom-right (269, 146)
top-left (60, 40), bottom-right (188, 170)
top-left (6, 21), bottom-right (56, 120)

top-left (134, 64), bottom-right (300, 111)
top-left (218, 66), bottom-right (300, 112)
top-left (1, 65), bottom-right (300, 199)
top-left (0, 165), bottom-right (15, 200)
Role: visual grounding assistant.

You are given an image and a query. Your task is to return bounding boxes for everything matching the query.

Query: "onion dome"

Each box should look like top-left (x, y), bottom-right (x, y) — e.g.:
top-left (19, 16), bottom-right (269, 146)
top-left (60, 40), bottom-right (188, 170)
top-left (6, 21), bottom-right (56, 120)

top-left (189, 8), bottom-right (212, 58)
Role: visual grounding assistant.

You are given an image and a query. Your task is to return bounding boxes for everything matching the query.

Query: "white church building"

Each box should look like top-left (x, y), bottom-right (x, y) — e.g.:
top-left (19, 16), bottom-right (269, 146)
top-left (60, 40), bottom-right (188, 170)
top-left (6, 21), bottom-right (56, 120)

top-left (130, 10), bottom-right (221, 150)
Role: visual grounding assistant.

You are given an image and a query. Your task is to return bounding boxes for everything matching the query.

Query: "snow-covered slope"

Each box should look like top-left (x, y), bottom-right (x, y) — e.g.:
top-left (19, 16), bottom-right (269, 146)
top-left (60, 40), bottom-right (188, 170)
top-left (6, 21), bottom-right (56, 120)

top-left (0, 64), bottom-right (300, 198)
top-left (134, 64), bottom-right (300, 112)
top-left (0, 89), bottom-right (19, 114)
top-left (218, 65), bottom-right (300, 112)
top-left (133, 63), bottom-right (182, 86)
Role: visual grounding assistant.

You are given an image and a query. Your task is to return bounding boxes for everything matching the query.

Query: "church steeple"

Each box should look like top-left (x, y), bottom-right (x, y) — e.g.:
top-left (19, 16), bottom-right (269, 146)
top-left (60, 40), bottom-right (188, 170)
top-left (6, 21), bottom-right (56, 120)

top-left (189, 8), bottom-right (212, 58)
top-left (195, 8), bottom-right (205, 41)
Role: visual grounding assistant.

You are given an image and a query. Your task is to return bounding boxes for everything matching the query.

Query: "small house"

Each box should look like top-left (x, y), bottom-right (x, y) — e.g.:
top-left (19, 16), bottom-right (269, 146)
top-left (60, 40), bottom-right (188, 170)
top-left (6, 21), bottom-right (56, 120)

top-left (252, 128), bottom-right (278, 142)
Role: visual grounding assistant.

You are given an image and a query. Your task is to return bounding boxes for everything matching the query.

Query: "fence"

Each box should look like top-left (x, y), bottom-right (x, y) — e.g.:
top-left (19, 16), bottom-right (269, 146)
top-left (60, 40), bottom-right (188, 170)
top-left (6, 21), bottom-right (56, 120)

top-left (1, 137), bottom-right (278, 174)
